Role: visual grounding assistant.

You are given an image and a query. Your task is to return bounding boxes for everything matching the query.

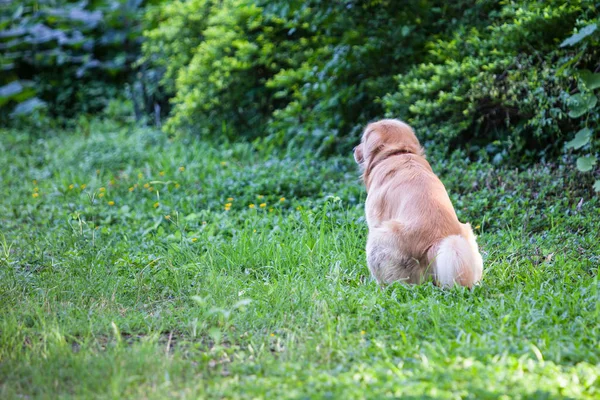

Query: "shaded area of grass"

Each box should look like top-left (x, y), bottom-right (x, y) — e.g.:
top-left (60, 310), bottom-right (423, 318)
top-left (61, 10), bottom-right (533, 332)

top-left (1, 120), bottom-right (599, 398)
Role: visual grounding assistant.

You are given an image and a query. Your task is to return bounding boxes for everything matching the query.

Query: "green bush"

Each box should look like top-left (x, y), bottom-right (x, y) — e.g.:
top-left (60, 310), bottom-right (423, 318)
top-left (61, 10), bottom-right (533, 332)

top-left (383, 1), bottom-right (599, 166)
top-left (142, 0), bottom-right (599, 189)
top-left (145, 0), bottom-right (497, 151)
top-left (160, 0), bottom-right (296, 140)
top-left (141, 0), bottom-right (216, 96)
top-left (263, 0), bottom-right (444, 152)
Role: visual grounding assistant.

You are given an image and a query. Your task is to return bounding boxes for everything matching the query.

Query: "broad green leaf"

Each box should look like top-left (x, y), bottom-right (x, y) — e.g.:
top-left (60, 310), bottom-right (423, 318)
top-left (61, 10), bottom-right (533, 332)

top-left (579, 70), bottom-right (600, 90)
top-left (593, 180), bottom-right (600, 192)
top-left (568, 92), bottom-right (598, 118)
top-left (576, 156), bottom-right (597, 172)
top-left (0, 81), bottom-right (23, 100)
top-left (0, 80), bottom-right (35, 106)
top-left (555, 49), bottom-right (584, 77)
top-left (565, 128), bottom-right (592, 149)
top-left (10, 97), bottom-right (46, 117)
top-left (560, 24), bottom-right (598, 47)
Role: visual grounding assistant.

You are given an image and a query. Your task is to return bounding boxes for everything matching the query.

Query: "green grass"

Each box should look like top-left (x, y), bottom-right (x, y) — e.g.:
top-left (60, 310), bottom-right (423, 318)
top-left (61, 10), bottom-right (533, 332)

top-left (0, 119), bottom-right (599, 399)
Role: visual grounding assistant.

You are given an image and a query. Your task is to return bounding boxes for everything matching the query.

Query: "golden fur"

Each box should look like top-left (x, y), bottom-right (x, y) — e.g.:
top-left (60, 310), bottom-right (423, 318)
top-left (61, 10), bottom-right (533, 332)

top-left (354, 119), bottom-right (483, 287)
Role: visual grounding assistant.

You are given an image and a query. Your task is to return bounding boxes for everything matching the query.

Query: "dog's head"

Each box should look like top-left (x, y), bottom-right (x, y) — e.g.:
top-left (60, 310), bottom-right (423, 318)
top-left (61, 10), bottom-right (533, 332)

top-left (354, 119), bottom-right (424, 172)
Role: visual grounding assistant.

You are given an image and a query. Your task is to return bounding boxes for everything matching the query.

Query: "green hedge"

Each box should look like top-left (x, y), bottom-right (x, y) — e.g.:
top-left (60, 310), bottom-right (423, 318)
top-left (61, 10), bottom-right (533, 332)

top-left (144, 1), bottom-right (496, 151)
top-left (143, 0), bottom-right (598, 188)
top-left (383, 0), bottom-right (600, 166)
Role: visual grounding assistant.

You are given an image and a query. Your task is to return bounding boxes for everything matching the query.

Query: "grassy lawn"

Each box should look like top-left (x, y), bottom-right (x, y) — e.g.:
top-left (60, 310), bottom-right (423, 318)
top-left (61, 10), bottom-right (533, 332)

top-left (1, 119), bottom-right (599, 399)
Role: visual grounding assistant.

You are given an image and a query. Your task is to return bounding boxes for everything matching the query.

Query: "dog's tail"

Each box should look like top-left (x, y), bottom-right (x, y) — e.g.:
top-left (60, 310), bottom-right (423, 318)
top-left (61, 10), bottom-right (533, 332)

top-left (430, 228), bottom-right (483, 288)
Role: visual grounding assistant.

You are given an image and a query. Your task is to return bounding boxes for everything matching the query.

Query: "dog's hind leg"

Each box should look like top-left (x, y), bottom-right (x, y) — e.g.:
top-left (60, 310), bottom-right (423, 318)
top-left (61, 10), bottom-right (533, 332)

top-left (366, 222), bottom-right (426, 284)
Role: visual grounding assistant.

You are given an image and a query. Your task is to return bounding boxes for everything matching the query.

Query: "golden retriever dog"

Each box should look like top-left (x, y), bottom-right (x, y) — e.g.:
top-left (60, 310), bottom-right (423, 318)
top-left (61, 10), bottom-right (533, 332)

top-left (354, 119), bottom-right (483, 288)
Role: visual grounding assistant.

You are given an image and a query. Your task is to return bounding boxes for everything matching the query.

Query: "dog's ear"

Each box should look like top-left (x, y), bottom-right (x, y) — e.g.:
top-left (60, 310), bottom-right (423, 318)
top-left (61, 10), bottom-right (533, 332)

top-left (361, 126), bottom-right (382, 162)
top-left (353, 144), bottom-right (364, 165)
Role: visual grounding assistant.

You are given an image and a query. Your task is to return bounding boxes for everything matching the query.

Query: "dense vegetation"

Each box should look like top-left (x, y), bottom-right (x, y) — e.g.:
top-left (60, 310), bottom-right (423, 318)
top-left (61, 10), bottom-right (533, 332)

top-left (142, 0), bottom-right (600, 190)
top-left (0, 0), bottom-right (157, 123)
top-left (2, 1), bottom-right (599, 189)
top-left (1, 120), bottom-right (598, 398)
top-left (143, 0), bottom-right (502, 150)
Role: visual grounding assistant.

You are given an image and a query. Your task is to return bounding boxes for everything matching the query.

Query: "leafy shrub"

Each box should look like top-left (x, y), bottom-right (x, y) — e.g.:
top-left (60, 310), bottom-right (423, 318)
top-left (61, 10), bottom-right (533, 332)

top-left (145, 0), bottom-right (497, 151)
top-left (262, 0), bottom-right (441, 152)
top-left (560, 23), bottom-right (600, 191)
top-left (143, 0), bottom-right (599, 190)
top-left (141, 0), bottom-right (216, 96)
top-left (0, 0), bottom-right (153, 121)
top-left (160, 0), bottom-right (296, 140)
top-left (383, 0), bottom-right (599, 186)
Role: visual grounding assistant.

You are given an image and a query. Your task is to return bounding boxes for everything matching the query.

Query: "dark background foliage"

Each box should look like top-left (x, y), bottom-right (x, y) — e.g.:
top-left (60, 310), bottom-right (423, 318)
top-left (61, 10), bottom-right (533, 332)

top-left (1, 0), bottom-right (599, 188)
top-left (0, 0), bottom-right (160, 122)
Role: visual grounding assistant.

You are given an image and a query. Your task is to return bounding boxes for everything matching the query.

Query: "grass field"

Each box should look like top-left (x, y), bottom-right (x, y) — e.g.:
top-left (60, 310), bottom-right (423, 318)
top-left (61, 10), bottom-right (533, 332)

top-left (1, 119), bottom-right (599, 399)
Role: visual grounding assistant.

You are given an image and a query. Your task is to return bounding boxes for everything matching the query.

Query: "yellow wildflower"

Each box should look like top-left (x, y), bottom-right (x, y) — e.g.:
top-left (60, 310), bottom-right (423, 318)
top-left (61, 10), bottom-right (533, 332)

top-left (220, 161), bottom-right (227, 166)
top-left (179, 166), bottom-right (185, 172)
top-left (148, 186), bottom-right (154, 192)
top-left (34, 187), bottom-right (39, 192)
top-left (296, 206), bottom-right (302, 211)
top-left (99, 187), bottom-right (106, 192)
top-left (361, 330), bottom-right (366, 335)
top-left (248, 204), bottom-right (255, 209)
top-left (165, 215), bottom-right (171, 220)
top-left (153, 202), bottom-right (160, 208)
top-left (270, 333), bottom-right (275, 337)
top-left (257, 195), bottom-right (264, 199)
top-left (159, 171), bottom-right (165, 176)
top-left (259, 203), bottom-right (266, 208)
top-left (225, 203), bottom-right (232, 208)
top-left (475, 225), bottom-right (481, 229)
top-left (128, 187), bottom-right (134, 192)
top-left (32, 193), bottom-right (39, 198)
top-left (175, 183), bottom-right (180, 189)
top-left (98, 193), bottom-right (105, 198)
top-left (269, 208), bottom-right (274, 212)
top-left (68, 184), bottom-right (74, 190)
top-left (32, 180), bottom-right (37, 185)
top-left (80, 184), bottom-right (87, 189)
top-left (279, 197), bottom-right (285, 202)
top-left (191, 238), bottom-right (198, 242)
top-left (227, 197), bottom-right (234, 201)
top-left (143, 183), bottom-right (150, 189)
top-left (108, 201), bottom-right (115, 206)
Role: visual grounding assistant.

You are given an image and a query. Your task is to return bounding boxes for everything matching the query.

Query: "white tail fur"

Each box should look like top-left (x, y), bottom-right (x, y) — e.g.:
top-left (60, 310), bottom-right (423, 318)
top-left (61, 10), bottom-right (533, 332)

top-left (433, 234), bottom-right (483, 288)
